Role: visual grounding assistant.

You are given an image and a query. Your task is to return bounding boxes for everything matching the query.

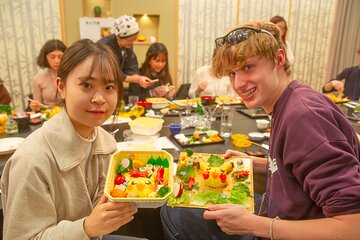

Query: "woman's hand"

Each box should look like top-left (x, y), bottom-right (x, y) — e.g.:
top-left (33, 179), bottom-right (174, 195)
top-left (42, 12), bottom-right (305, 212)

top-left (330, 79), bottom-right (345, 93)
top-left (84, 195), bottom-right (137, 238)
top-left (195, 80), bottom-right (208, 96)
top-left (204, 204), bottom-right (255, 235)
top-left (152, 85), bottom-right (168, 97)
top-left (29, 99), bottom-right (43, 112)
top-left (166, 85), bottom-right (176, 99)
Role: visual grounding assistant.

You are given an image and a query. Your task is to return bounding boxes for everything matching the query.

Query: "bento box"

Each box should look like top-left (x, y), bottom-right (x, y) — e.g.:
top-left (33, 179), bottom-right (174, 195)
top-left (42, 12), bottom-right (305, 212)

top-left (105, 150), bottom-right (174, 208)
top-left (167, 151), bottom-right (254, 212)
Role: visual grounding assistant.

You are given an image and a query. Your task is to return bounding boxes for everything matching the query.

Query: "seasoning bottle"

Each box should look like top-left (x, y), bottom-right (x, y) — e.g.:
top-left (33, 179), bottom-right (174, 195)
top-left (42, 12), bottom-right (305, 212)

top-left (5, 116), bottom-right (18, 134)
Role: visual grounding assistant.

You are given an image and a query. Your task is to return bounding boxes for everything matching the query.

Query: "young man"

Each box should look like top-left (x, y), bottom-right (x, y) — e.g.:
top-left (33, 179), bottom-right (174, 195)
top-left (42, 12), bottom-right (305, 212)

top-left (323, 49), bottom-right (360, 100)
top-left (161, 21), bottom-right (360, 240)
top-left (98, 15), bottom-right (153, 89)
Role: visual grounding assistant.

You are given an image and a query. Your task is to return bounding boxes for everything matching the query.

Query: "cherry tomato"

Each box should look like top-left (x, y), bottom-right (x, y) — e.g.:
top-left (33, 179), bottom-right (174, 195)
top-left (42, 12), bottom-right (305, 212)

top-left (114, 175), bottom-right (126, 185)
top-left (219, 173), bottom-right (227, 182)
top-left (203, 171), bottom-right (210, 179)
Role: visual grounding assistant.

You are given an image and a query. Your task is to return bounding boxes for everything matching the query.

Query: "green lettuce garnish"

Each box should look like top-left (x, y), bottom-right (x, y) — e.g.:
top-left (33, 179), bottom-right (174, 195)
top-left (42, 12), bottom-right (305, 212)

top-left (176, 166), bottom-right (195, 179)
top-left (208, 155), bottom-right (224, 167)
top-left (168, 191), bottom-right (189, 206)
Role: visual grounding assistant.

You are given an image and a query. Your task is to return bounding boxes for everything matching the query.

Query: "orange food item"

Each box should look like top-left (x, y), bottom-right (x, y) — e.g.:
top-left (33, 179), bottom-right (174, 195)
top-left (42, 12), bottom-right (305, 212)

top-left (110, 189), bottom-right (127, 198)
top-left (209, 134), bottom-right (223, 142)
top-left (232, 139), bottom-right (252, 148)
top-left (193, 131), bottom-right (200, 140)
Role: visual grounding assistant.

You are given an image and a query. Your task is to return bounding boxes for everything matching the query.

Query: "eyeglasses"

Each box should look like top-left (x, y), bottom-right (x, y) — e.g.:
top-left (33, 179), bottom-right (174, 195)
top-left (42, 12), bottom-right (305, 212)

top-left (215, 27), bottom-right (275, 48)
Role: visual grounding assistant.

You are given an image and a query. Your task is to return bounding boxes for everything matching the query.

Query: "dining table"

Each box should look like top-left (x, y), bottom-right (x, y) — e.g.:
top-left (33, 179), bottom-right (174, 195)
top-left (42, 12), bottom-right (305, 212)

top-left (101, 106), bottom-right (268, 240)
top-left (0, 103), bottom-right (359, 239)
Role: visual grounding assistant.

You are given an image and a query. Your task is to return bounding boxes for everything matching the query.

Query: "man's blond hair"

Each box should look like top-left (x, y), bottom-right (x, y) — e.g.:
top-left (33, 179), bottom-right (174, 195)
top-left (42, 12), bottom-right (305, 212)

top-left (212, 21), bottom-right (291, 77)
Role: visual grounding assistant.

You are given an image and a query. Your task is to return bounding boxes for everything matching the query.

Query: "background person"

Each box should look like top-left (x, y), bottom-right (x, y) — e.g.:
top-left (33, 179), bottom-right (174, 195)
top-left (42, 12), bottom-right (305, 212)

top-left (161, 21), bottom-right (360, 240)
top-left (1, 39), bottom-right (140, 239)
top-left (322, 49), bottom-right (360, 100)
top-left (0, 78), bottom-right (11, 105)
top-left (129, 42), bottom-right (175, 100)
top-left (188, 49), bottom-right (236, 98)
top-left (270, 15), bottom-right (294, 65)
top-left (30, 39), bottom-right (67, 111)
top-left (97, 15), bottom-right (153, 94)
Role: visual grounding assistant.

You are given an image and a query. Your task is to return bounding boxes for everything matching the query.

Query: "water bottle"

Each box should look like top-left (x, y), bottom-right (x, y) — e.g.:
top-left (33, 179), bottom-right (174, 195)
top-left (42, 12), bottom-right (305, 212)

top-left (220, 102), bottom-right (233, 138)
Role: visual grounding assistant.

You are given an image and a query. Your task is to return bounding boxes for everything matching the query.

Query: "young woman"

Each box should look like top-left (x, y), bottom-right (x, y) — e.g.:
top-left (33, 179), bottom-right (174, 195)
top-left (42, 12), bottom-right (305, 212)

top-left (30, 39), bottom-right (67, 111)
top-left (1, 39), bottom-right (138, 239)
top-left (129, 42), bottom-right (175, 100)
top-left (270, 15), bottom-right (295, 65)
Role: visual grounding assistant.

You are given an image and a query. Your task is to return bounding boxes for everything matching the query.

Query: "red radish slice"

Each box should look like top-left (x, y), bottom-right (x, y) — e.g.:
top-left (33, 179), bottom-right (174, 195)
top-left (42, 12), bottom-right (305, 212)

top-left (173, 182), bottom-right (183, 198)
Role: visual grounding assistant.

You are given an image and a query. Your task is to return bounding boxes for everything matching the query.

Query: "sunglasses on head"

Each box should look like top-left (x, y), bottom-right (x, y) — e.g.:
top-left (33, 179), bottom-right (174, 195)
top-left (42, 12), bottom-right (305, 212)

top-left (215, 27), bottom-right (275, 49)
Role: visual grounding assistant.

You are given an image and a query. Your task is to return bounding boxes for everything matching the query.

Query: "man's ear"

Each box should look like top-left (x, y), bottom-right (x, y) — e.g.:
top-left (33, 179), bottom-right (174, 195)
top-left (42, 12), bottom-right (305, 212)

top-left (276, 49), bottom-right (286, 66)
top-left (57, 77), bottom-right (65, 99)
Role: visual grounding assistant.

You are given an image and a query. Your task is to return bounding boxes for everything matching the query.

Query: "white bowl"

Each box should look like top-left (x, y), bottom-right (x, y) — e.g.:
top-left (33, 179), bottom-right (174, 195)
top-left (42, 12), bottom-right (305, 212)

top-left (145, 98), bottom-right (169, 109)
top-left (128, 117), bottom-right (164, 136)
top-left (256, 119), bottom-right (270, 130)
top-left (248, 132), bottom-right (265, 142)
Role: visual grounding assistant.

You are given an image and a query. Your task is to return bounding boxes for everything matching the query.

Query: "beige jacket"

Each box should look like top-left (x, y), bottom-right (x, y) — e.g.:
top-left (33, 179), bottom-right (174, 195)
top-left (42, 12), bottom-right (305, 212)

top-left (1, 110), bottom-right (117, 240)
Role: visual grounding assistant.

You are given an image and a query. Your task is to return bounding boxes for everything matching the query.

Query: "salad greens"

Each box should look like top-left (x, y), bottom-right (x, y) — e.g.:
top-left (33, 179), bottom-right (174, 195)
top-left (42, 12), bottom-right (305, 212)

top-left (208, 155), bottom-right (224, 167)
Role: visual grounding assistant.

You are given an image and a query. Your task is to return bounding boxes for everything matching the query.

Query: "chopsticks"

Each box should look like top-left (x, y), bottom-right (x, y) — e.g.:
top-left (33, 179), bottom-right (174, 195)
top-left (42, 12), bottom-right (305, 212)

top-left (248, 140), bottom-right (269, 150)
top-left (28, 98), bottom-right (48, 109)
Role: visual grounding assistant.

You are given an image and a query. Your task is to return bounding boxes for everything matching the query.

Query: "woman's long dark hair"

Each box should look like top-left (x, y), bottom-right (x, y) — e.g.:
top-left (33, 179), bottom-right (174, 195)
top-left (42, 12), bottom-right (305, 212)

top-left (140, 42), bottom-right (172, 85)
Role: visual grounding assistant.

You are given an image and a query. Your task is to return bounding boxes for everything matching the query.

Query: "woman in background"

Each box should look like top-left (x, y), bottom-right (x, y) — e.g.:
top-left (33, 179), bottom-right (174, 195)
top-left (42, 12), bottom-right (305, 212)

top-left (189, 49), bottom-right (236, 98)
top-left (2, 39), bottom-right (138, 239)
top-left (129, 42), bottom-right (175, 100)
top-left (0, 78), bottom-right (11, 105)
top-left (270, 15), bottom-right (294, 65)
top-left (30, 39), bottom-right (67, 111)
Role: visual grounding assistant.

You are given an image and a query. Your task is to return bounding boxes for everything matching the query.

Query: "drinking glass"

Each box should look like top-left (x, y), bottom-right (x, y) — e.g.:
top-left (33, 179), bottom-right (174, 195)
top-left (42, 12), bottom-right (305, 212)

top-left (220, 110), bottom-right (233, 138)
top-left (128, 95), bottom-right (139, 108)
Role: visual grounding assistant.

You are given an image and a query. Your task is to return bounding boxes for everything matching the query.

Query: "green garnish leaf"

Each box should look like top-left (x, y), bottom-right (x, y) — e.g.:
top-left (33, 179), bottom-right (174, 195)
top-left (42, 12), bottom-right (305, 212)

top-left (158, 186), bottom-right (170, 197)
top-left (207, 154), bottom-right (224, 167)
top-left (176, 166), bottom-right (195, 179)
top-left (147, 156), bottom-right (169, 168)
top-left (186, 148), bottom-right (193, 157)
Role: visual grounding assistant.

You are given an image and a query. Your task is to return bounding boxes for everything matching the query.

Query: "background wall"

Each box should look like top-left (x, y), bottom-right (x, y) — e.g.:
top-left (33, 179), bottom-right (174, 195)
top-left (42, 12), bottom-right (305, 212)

top-left (177, 0), bottom-right (336, 92)
top-left (2, 0), bottom-right (359, 112)
top-left (110, 0), bottom-right (177, 87)
top-left (0, 0), bottom-right (61, 111)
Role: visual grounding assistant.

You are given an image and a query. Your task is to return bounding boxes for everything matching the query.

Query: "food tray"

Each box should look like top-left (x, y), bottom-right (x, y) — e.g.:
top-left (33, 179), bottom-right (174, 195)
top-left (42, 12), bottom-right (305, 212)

top-left (171, 98), bottom-right (200, 107)
top-left (168, 152), bottom-right (254, 212)
top-left (105, 150), bottom-right (174, 208)
top-left (145, 97), bottom-right (169, 103)
top-left (236, 107), bottom-right (268, 118)
top-left (171, 133), bottom-right (225, 147)
top-left (215, 96), bottom-right (243, 105)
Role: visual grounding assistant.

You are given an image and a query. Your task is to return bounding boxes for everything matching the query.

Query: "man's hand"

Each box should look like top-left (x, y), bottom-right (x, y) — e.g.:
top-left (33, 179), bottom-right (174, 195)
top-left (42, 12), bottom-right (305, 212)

top-left (223, 149), bottom-right (247, 159)
top-left (138, 76), bottom-right (154, 88)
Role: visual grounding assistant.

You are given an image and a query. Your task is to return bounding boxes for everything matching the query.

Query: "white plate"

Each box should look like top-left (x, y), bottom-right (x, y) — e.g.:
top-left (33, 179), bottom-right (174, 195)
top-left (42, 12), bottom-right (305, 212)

top-left (0, 137), bottom-right (25, 155)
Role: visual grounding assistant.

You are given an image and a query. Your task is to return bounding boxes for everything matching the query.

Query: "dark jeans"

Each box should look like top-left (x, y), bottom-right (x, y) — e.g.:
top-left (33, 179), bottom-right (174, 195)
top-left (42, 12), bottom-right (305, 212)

top-left (102, 235), bottom-right (148, 240)
top-left (160, 194), bottom-right (262, 240)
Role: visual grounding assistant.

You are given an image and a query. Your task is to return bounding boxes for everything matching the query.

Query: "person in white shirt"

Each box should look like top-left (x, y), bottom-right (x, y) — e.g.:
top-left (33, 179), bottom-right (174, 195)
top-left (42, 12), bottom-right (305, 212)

top-left (189, 49), bottom-right (236, 99)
